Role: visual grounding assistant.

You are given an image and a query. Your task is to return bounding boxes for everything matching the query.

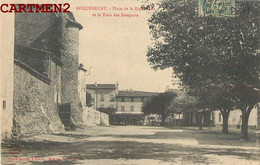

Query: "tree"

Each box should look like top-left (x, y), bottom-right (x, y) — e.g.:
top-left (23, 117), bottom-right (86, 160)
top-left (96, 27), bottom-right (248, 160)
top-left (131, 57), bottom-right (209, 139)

top-left (169, 92), bottom-right (199, 127)
top-left (142, 91), bottom-right (178, 125)
top-left (230, 84), bottom-right (259, 139)
top-left (147, 0), bottom-right (259, 138)
top-left (188, 86), bottom-right (237, 133)
top-left (86, 92), bottom-right (94, 107)
top-left (170, 92), bottom-right (197, 113)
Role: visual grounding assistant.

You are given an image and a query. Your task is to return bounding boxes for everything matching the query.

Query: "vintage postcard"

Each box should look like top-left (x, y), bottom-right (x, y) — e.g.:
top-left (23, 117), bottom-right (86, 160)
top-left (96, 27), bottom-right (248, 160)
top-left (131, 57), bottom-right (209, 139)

top-left (1, 0), bottom-right (259, 164)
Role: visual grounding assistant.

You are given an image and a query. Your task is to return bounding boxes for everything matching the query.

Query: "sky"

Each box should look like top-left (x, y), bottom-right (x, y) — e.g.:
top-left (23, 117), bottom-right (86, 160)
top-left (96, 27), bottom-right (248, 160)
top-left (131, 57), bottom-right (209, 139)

top-left (72, 0), bottom-right (178, 92)
top-left (0, 0), bottom-right (178, 92)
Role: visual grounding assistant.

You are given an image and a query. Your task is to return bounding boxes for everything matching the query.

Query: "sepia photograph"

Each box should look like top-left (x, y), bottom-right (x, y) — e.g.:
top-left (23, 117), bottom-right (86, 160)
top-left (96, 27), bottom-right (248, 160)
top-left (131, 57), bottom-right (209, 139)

top-left (0, 0), bottom-right (259, 164)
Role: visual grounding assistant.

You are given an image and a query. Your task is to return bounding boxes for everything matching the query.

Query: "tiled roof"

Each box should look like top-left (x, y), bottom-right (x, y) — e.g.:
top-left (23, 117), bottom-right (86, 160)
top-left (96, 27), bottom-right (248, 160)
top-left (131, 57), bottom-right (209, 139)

top-left (86, 84), bottom-right (117, 89)
top-left (117, 90), bottom-right (159, 97)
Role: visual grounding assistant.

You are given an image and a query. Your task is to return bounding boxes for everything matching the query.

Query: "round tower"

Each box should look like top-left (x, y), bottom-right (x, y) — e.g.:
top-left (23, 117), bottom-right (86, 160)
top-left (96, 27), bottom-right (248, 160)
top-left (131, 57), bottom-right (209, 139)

top-left (59, 12), bottom-right (84, 128)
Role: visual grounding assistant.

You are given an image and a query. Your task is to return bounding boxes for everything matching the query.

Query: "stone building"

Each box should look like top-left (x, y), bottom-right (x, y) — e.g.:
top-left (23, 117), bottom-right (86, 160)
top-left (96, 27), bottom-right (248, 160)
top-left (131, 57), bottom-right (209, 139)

top-left (1, 11), bottom-right (84, 139)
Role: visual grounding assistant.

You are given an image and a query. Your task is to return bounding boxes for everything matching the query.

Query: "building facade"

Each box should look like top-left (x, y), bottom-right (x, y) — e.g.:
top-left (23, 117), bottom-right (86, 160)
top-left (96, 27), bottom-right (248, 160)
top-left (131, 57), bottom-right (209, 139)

top-left (211, 106), bottom-right (260, 130)
top-left (1, 13), bottom-right (14, 139)
top-left (85, 84), bottom-right (159, 125)
top-left (86, 83), bottom-right (119, 110)
top-left (111, 90), bottom-right (159, 125)
top-left (1, 11), bottom-right (84, 139)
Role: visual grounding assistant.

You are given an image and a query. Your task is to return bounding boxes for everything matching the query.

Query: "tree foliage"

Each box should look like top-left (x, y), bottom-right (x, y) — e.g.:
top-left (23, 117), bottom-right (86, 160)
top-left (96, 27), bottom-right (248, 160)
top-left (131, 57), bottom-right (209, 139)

top-left (169, 92), bottom-right (198, 113)
top-left (86, 92), bottom-right (94, 107)
top-left (142, 91), bottom-right (178, 125)
top-left (147, 0), bottom-right (259, 89)
top-left (147, 0), bottom-right (259, 138)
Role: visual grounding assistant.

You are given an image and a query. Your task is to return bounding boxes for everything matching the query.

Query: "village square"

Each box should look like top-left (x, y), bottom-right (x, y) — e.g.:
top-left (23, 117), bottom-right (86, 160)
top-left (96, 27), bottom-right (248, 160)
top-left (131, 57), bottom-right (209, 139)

top-left (1, 0), bottom-right (259, 164)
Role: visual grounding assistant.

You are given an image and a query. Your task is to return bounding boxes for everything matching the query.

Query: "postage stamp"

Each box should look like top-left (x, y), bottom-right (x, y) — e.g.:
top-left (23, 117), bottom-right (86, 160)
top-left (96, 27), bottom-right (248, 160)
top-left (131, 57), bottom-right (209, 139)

top-left (199, 0), bottom-right (235, 17)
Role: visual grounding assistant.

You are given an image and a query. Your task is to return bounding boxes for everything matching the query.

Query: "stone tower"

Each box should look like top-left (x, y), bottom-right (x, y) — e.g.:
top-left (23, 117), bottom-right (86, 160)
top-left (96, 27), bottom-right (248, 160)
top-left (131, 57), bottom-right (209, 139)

top-left (59, 13), bottom-right (84, 127)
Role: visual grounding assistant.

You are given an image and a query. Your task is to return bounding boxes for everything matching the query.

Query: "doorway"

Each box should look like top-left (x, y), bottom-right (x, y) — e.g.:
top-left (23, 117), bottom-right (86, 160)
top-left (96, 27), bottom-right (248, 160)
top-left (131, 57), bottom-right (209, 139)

top-left (59, 103), bottom-right (71, 131)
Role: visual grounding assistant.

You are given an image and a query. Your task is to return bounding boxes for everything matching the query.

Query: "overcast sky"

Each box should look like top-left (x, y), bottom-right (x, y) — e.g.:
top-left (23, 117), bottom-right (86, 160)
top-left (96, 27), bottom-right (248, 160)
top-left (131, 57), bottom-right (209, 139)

top-left (73, 0), bottom-right (177, 92)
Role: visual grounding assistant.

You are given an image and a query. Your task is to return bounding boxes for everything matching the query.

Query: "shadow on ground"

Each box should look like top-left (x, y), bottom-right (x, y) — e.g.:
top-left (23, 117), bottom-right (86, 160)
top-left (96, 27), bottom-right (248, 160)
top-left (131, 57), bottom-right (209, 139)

top-left (1, 139), bottom-right (259, 164)
top-left (1, 127), bottom-right (259, 165)
top-left (97, 128), bottom-right (258, 147)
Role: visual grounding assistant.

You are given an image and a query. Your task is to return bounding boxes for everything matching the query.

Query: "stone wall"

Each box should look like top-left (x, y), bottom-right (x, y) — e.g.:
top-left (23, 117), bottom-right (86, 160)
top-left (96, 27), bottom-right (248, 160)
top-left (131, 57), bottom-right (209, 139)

top-left (12, 11), bottom-right (84, 137)
top-left (12, 12), bottom-right (68, 137)
top-left (83, 108), bottom-right (109, 126)
top-left (13, 62), bottom-right (64, 137)
top-left (100, 113), bottom-right (109, 126)
top-left (15, 12), bottom-right (60, 56)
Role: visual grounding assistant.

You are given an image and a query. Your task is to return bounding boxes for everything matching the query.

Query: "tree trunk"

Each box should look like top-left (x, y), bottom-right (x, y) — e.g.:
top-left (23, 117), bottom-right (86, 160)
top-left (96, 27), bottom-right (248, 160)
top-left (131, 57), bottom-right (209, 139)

top-left (220, 109), bottom-right (230, 134)
top-left (241, 105), bottom-right (253, 140)
top-left (161, 115), bottom-right (166, 126)
top-left (179, 114), bottom-right (181, 126)
top-left (198, 112), bottom-right (203, 130)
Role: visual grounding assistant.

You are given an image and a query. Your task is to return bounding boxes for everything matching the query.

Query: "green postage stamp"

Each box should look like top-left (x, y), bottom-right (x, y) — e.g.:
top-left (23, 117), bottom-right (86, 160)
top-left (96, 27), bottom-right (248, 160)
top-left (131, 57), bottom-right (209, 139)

top-left (199, 0), bottom-right (235, 17)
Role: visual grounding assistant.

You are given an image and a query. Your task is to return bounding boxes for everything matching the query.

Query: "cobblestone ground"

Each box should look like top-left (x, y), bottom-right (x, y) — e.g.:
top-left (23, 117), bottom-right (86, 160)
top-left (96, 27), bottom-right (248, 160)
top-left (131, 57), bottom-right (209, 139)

top-left (1, 126), bottom-right (260, 165)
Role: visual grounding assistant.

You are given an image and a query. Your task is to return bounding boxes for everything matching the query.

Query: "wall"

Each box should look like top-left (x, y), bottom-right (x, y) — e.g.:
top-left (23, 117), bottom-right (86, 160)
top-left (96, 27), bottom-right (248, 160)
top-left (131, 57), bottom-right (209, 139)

top-left (100, 112), bottom-right (109, 126)
top-left (78, 71), bottom-right (87, 107)
top-left (12, 12), bottom-right (67, 137)
top-left (115, 96), bottom-right (152, 114)
top-left (12, 11), bottom-right (84, 137)
top-left (212, 107), bottom-right (259, 129)
top-left (14, 12), bottom-right (60, 55)
top-left (1, 13), bottom-right (14, 139)
top-left (117, 102), bottom-right (143, 113)
top-left (13, 62), bottom-right (64, 137)
top-left (82, 107), bottom-right (109, 126)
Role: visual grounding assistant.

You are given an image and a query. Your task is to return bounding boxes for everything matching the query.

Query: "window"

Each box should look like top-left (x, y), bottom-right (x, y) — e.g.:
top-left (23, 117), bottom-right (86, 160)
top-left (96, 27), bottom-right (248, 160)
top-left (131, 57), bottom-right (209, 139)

top-left (131, 106), bottom-right (134, 112)
top-left (100, 94), bottom-right (104, 102)
top-left (3, 101), bottom-right (6, 109)
top-left (121, 106), bottom-right (125, 111)
top-left (56, 94), bottom-right (59, 103)
top-left (131, 97), bottom-right (134, 102)
top-left (219, 113), bottom-right (221, 122)
top-left (54, 92), bottom-right (60, 103)
top-left (110, 95), bottom-right (114, 102)
top-left (121, 97), bottom-right (125, 102)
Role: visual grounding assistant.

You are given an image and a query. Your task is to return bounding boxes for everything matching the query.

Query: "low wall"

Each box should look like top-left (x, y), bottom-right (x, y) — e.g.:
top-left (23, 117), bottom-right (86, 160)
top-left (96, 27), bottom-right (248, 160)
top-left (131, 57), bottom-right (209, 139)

top-left (82, 108), bottom-right (109, 126)
top-left (100, 113), bottom-right (109, 126)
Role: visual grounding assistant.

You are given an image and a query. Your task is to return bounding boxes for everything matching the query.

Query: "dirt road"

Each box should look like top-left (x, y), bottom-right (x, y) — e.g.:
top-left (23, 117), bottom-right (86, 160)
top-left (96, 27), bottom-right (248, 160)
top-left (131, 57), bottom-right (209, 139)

top-left (1, 126), bottom-right (259, 164)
